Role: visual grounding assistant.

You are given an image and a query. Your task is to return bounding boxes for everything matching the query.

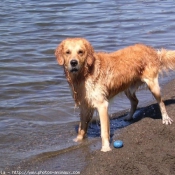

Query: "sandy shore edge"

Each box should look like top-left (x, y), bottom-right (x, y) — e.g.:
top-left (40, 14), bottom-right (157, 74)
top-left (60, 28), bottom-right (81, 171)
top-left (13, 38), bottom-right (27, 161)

top-left (82, 79), bottom-right (175, 175)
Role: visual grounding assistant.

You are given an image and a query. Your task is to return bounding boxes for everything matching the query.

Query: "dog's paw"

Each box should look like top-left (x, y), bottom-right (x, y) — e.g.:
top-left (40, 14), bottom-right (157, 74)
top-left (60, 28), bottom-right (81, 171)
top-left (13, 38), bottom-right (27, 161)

top-left (73, 135), bottom-right (83, 142)
top-left (162, 116), bottom-right (173, 125)
top-left (123, 114), bottom-right (133, 121)
top-left (101, 146), bottom-right (112, 152)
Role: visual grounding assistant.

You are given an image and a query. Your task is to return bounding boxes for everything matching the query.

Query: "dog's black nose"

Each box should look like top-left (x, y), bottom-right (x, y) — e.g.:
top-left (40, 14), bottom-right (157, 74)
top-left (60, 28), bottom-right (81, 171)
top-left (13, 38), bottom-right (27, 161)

top-left (70, 60), bottom-right (78, 67)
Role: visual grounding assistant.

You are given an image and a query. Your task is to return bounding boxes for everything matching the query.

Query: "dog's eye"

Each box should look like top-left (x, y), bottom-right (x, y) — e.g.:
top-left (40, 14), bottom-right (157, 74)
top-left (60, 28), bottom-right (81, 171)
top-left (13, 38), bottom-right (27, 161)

top-left (78, 50), bottom-right (84, 55)
top-left (66, 50), bottom-right (71, 55)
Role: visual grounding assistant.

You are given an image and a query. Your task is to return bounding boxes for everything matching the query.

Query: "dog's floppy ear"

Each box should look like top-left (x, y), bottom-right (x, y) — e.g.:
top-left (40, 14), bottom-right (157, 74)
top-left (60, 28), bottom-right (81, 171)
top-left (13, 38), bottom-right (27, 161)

top-left (55, 42), bottom-right (64, 65)
top-left (85, 40), bottom-right (95, 66)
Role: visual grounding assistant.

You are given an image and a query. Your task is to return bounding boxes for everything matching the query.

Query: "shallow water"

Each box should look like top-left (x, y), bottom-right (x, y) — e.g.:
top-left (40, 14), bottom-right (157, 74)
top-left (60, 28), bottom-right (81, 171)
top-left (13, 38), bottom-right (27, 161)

top-left (1, 0), bottom-right (175, 171)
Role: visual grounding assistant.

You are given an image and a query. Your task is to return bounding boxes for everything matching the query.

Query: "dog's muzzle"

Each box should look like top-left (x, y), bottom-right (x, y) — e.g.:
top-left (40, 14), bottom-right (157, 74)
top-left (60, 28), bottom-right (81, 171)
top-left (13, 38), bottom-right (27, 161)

top-left (70, 59), bottom-right (79, 73)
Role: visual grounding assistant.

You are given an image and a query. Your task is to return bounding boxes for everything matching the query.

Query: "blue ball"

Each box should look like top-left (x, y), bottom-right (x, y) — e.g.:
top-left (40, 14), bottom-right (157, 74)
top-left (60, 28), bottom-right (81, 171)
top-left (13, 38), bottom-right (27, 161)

top-left (113, 140), bottom-right (123, 148)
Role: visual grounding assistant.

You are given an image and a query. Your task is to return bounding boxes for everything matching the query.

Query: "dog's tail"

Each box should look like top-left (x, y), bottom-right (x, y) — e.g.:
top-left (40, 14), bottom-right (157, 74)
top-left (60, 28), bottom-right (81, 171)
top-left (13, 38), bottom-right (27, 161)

top-left (158, 49), bottom-right (175, 72)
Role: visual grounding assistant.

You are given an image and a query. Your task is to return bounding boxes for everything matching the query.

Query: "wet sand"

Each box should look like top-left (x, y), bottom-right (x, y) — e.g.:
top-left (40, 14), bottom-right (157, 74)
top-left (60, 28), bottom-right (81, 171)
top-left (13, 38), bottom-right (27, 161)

top-left (82, 79), bottom-right (175, 175)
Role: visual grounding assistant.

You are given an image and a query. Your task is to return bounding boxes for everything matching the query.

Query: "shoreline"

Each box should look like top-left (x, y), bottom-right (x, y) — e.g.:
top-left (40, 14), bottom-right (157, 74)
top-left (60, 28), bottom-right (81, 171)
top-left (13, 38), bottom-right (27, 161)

top-left (82, 78), bottom-right (175, 175)
top-left (4, 78), bottom-right (175, 175)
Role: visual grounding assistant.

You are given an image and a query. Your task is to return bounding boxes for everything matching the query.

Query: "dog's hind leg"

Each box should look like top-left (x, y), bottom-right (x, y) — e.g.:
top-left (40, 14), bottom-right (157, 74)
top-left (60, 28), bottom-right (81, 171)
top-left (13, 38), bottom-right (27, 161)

top-left (124, 82), bottom-right (141, 121)
top-left (143, 76), bottom-right (173, 125)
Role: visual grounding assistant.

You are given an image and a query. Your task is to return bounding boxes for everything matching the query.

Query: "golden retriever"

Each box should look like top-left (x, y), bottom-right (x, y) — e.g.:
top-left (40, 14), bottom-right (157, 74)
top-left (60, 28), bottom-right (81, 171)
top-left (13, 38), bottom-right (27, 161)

top-left (55, 38), bottom-right (175, 152)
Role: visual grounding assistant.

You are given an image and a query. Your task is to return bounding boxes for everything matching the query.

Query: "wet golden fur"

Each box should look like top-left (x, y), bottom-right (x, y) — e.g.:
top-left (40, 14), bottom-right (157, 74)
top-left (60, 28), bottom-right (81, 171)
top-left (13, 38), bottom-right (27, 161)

top-left (55, 38), bottom-right (175, 152)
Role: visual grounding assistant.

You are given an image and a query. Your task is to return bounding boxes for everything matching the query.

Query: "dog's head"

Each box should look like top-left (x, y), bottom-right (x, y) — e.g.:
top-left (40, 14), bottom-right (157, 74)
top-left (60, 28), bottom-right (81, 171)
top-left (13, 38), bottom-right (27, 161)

top-left (55, 38), bottom-right (95, 74)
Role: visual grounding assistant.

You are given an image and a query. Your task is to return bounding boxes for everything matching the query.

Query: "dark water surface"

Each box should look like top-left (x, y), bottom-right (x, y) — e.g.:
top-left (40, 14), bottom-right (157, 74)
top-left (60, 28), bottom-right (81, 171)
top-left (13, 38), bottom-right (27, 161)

top-left (1, 0), bottom-right (175, 172)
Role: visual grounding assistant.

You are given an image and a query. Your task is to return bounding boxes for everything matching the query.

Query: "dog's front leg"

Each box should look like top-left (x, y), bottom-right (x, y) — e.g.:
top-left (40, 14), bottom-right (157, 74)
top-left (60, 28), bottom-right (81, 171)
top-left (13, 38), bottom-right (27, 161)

top-left (74, 106), bottom-right (94, 142)
top-left (97, 101), bottom-right (111, 152)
